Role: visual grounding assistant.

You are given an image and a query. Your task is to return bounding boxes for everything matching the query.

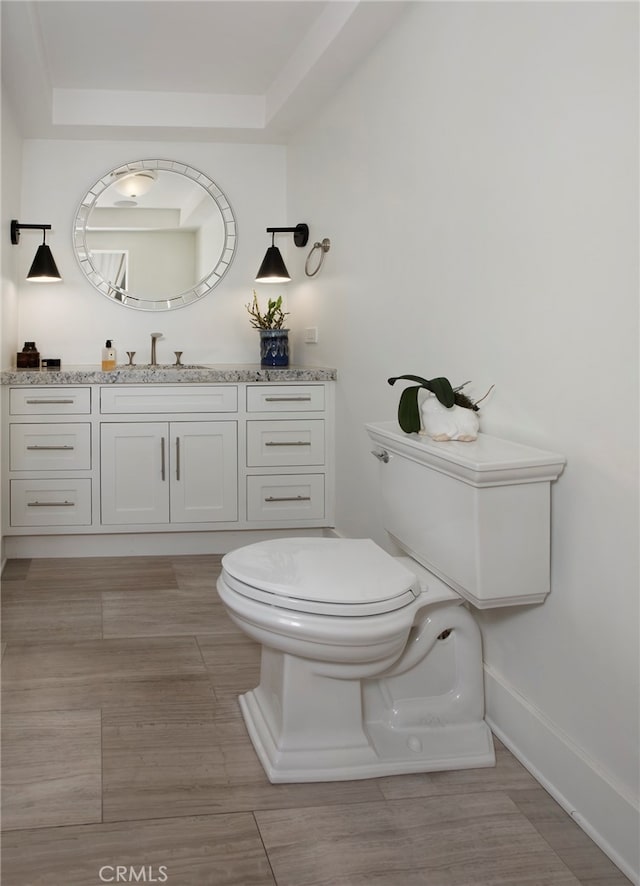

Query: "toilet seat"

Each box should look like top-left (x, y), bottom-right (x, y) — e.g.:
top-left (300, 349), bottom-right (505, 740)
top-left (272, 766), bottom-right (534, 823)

top-left (221, 537), bottom-right (420, 617)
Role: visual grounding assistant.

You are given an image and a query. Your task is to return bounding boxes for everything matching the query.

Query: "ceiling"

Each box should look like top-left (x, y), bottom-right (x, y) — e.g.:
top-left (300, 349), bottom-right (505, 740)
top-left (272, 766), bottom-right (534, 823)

top-left (1, 0), bottom-right (407, 143)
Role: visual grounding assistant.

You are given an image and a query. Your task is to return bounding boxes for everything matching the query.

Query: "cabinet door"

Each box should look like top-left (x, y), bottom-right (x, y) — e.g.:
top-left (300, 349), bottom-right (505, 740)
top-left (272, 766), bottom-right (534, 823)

top-left (101, 423), bottom-right (169, 525)
top-left (10, 423), bottom-right (91, 471)
top-left (10, 387), bottom-right (91, 415)
top-left (247, 474), bottom-right (325, 522)
top-left (246, 385), bottom-right (325, 412)
top-left (100, 386), bottom-right (237, 414)
top-left (246, 420), bottom-right (325, 467)
top-left (169, 421), bottom-right (237, 523)
top-left (11, 479), bottom-right (92, 527)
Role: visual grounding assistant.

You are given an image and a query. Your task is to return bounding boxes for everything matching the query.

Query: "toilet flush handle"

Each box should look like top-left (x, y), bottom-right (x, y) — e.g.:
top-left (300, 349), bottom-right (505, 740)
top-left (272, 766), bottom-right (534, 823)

top-left (371, 449), bottom-right (390, 464)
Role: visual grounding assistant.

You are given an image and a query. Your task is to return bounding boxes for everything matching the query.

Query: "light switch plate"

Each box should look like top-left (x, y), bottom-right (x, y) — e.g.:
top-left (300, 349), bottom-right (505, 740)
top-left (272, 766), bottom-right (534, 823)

top-left (304, 327), bottom-right (318, 344)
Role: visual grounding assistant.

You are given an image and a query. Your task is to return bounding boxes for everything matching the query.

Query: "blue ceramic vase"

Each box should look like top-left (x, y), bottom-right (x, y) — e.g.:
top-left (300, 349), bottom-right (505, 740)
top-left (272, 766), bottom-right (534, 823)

top-left (259, 329), bottom-right (289, 367)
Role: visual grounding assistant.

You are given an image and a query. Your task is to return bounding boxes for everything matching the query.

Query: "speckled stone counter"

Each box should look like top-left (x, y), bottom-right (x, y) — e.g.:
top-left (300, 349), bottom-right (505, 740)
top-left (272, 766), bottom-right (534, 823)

top-left (0, 364), bottom-right (337, 385)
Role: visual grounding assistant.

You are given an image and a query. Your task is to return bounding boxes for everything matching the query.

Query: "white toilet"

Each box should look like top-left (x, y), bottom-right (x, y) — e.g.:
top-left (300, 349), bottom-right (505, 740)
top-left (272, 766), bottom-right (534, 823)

top-left (217, 421), bottom-right (564, 783)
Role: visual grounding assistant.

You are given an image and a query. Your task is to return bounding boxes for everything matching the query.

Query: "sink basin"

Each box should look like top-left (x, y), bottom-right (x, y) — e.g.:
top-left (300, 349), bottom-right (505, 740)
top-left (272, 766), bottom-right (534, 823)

top-left (119, 364), bottom-right (208, 370)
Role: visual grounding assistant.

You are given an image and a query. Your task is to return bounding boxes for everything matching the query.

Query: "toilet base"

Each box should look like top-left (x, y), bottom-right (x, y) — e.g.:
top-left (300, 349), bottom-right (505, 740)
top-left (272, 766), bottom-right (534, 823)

top-left (239, 688), bottom-right (495, 783)
top-left (233, 598), bottom-right (495, 783)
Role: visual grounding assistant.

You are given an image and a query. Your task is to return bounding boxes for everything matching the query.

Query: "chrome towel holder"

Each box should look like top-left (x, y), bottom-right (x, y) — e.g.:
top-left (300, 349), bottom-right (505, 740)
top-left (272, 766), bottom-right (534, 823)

top-left (305, 238), bottom-right (331, 277)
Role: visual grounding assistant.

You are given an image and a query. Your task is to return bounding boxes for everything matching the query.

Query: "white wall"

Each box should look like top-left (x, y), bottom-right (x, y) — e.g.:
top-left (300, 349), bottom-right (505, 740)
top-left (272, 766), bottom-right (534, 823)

top-left (14, 140), bottom-right (288, 367)
top-left (1, 83), bottom-right (23, 564)
top-left (1, 87), bottom-right (21, 370)
top-left (287, 2), bottom-right (639, 880)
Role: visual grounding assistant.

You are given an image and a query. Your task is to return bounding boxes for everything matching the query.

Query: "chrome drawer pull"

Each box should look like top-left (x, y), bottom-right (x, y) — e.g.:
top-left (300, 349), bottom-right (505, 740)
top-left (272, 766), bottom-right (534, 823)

top-left (264, 441), bottom-right (311, 447)
top-left (265, 495), bottom-right (312, 502)
top-left (264, 396), bottom-right (312, 402)
top-left (27, 500), bottom-right (74, 507)
top-left (25, 399), bottom-right (75, 404)
top-left (26, 444), bottom-right (75, 451)
top-left (161, 437), bottom-right (166, 482)
top-left (176, 436), bottom-right (181, 482)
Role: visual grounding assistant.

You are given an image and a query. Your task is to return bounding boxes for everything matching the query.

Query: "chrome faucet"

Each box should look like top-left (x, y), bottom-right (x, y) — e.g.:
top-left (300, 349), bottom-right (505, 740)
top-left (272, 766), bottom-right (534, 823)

top-left (150, 332), bottom-right (163, 366)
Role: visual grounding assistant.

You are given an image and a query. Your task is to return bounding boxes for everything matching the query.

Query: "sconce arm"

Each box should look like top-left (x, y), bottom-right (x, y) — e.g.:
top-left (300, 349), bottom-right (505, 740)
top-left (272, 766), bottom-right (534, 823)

top-left (11, 220), bottom-right (52, 245)
top-left (265, 223), bottom-right (309, 247)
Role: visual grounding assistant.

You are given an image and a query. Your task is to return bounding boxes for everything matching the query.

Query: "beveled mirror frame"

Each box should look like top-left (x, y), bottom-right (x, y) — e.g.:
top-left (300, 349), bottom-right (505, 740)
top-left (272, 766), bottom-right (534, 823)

top-left (73, 159), bottom-right (237, 311)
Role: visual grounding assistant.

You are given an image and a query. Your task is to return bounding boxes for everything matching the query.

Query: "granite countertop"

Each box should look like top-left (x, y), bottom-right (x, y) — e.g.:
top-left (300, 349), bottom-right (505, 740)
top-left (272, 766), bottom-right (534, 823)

top-left (0, 364), bottom-right (337, 385)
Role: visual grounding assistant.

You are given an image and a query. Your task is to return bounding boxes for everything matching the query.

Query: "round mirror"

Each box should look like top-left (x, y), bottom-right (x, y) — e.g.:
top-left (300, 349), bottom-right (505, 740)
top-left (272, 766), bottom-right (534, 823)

top-left (73, 159), bottom-right (237, 311)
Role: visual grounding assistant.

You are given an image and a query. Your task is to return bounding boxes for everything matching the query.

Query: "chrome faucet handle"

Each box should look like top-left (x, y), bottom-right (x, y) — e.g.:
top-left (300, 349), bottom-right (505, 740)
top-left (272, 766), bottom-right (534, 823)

top-left (150, 332), bottom-right (163, 366)
top-left (174, 351), bottom-right (183, 367)
top-left (126, 351), bottom-right (136, 366)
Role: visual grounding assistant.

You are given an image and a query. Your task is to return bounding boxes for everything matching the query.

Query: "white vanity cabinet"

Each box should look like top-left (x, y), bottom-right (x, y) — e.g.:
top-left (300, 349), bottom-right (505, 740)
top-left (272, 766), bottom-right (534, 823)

top-left (100, 421), bottom-right (237, 525)
top-left (2, 375), bottom-right (335, 556)
top-left (99, 385), bottom-right (239, 527)
top-left (6, 387), bottom-right (93, 528)
top-left (245, 384), bottom-right (329, 524)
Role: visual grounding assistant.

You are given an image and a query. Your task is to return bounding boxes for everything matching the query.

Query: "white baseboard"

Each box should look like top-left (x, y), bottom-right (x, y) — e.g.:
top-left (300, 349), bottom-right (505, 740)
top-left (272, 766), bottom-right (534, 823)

top-left (2, 528), bottom-right (329, 559)
top-left (485, 664), bottom-right (639, 885)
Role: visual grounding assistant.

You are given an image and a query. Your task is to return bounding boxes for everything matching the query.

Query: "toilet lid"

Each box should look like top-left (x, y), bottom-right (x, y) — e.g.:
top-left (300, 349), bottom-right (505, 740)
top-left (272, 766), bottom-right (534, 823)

top-left (221, 537), bottom-right (419, 616)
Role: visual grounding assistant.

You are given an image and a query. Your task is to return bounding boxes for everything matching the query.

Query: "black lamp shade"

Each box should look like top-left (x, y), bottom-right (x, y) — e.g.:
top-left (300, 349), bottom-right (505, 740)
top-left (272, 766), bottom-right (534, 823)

top-left (255, 245), bottom-right (291, 283)
top-left (27, 244), bottom-right (62, 282)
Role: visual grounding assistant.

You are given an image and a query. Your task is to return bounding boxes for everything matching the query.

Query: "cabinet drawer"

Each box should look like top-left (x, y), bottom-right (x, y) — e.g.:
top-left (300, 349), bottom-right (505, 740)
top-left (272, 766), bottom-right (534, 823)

top-left (10, 424), bottom-right (91, 471)
top-left (100, 385), bottom-right (237, 414)
top-left (247, 474), bottom-right (325, 522)
top-left (10, 479), bottom-right (92, 526)
top-left (247, 420), bottom-right (324, 467)
top-left (247, 385), bottom-right (325, 412)
top-left (10, 387), bottom-right (91, 415)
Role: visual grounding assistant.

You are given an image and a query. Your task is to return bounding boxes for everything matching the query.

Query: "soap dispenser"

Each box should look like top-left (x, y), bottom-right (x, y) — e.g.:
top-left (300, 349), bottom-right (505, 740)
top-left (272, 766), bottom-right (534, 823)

top-left (102, 340), bottom-right (116, 371)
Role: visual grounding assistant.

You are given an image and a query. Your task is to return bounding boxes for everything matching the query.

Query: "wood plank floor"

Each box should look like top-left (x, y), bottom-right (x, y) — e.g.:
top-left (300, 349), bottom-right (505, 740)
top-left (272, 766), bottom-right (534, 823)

top-left (1, 555), bottom-right (630, 886)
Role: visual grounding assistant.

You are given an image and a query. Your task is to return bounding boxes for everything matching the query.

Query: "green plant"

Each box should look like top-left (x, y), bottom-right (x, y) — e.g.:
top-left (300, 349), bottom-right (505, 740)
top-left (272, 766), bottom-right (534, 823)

top-left (246, 291), bottom-right (289, 329)
top-left (388, 374), bottom-right (478, 434)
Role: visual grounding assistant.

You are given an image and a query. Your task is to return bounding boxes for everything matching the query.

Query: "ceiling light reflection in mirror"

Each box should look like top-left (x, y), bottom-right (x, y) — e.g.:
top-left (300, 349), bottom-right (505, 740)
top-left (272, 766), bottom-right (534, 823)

top-left (73, 160), bottom-right (237, 311)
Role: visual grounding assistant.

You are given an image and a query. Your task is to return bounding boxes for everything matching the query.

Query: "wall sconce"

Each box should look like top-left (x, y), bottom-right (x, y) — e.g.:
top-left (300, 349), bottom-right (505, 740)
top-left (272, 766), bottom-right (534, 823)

top-left (255, 223), bottom-right (309, 283)
top-left (11, 220), bottom-right (62, 282)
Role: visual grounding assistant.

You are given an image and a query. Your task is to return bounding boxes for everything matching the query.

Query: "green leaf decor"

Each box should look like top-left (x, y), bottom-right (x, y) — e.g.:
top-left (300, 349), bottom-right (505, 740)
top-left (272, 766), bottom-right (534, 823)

top-left (388, 375), bottom-right (475, 434)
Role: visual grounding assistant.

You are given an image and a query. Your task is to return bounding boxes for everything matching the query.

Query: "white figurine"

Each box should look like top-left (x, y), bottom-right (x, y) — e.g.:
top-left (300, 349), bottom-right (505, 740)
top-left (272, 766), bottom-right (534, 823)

top-left (420, 391), bottom-right (480, 442)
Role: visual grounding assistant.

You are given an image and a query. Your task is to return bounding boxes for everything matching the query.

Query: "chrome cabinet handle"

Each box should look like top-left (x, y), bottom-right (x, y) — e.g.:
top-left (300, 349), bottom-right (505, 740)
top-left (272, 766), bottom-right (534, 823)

top-left (264, 441), bottom-right (311, 447)
top-left (265, 495), bottom-right (312, 502)
top-left (25, 399), bottom-right (75, 405)
top-left (264, 396), bottom-right (311, 402)
top-left (26, 444), bottom-right (74, 451)
top-left (161, 437), bottom-right (166, 481)
top-left (176, 436), bottom-right (180, 481)
top-left (27, 500), bottom-right (74, 507)
top-left (371, 449), bottom-right (390, 463)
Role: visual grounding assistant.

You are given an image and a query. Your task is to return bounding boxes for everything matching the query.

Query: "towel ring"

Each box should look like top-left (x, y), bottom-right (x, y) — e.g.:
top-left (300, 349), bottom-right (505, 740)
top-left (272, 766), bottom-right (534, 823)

top-left (305, 238), bottom-right (331, 277)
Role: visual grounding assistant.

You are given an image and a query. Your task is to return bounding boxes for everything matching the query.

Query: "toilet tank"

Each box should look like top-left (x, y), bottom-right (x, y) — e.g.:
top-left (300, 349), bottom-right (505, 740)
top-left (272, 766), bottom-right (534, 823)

top-left (366, 422), bottom-right (565, 609)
